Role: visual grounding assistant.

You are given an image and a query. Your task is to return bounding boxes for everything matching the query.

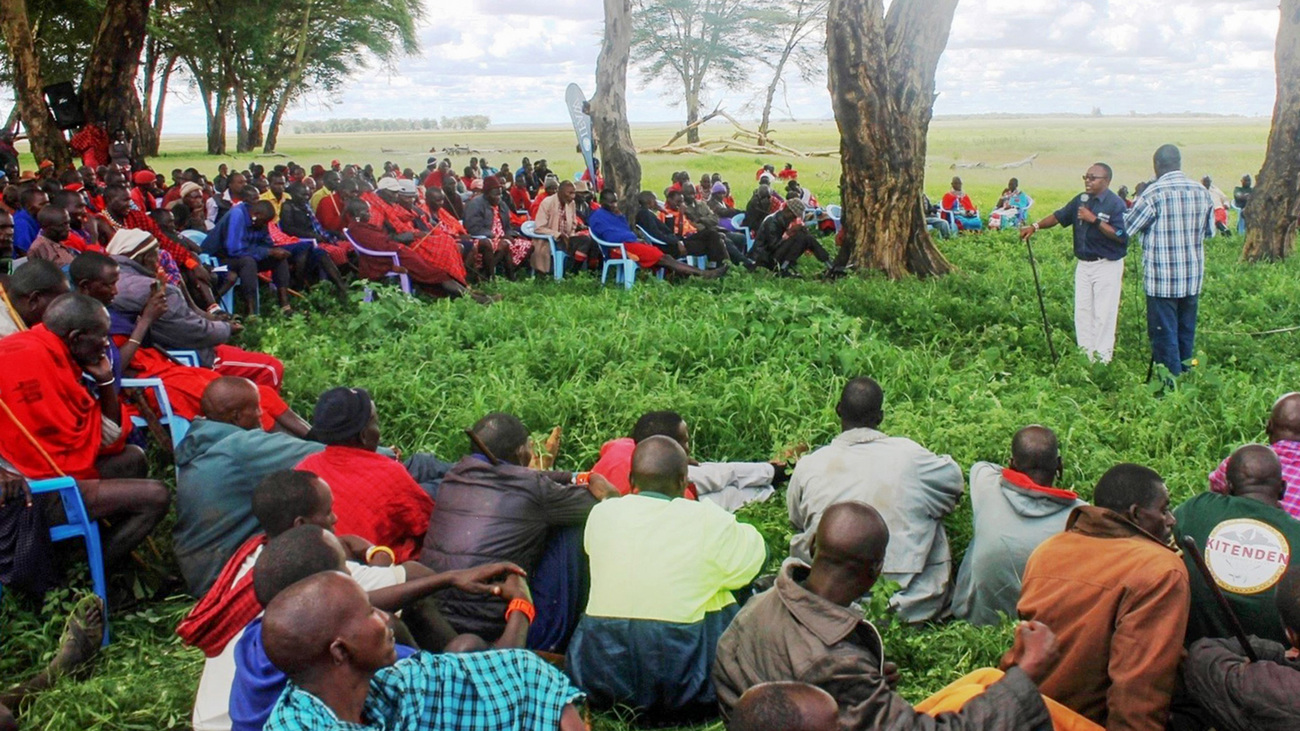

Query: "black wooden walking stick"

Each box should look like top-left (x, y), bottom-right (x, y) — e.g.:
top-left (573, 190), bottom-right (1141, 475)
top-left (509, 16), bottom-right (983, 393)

top-left (1180, 536), bottom-right (1259, 662)
top-left (1023, 235), bottom-right (1059, 363)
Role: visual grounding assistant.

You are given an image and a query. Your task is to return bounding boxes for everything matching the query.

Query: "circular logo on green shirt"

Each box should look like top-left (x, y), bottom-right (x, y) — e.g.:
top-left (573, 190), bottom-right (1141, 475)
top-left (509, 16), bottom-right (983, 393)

top-left (1205, 518), bottom-right (1290, 595)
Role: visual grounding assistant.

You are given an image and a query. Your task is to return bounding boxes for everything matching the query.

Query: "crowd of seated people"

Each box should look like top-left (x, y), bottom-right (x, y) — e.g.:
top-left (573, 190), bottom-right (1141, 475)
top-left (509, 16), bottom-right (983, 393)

top-left (4, 146), bottom-right (1300, 731)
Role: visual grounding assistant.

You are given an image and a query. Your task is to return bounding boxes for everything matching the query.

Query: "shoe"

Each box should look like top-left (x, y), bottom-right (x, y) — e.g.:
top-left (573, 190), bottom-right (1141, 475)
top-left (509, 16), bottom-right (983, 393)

top-left (743, 258), bottom-right (758, 272)
top-left (701, 262), bottom-right (729, 279)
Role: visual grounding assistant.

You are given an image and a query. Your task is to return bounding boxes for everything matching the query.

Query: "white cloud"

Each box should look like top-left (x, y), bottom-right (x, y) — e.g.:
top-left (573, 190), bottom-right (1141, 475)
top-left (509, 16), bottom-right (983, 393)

top-left (160, 0), bottom-right (1282, 134)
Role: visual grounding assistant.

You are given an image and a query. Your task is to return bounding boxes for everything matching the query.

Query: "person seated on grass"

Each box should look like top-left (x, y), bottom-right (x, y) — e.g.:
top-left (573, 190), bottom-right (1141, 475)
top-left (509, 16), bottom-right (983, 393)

top-left (344, 199), bottom-right (490, 303)
top-left (587, 189), bottom-right (727, 281)
top-left (1176, 561), bottom-right (1300, 731)
top-left (420, 411), bottom-right (621, 652)
top-left (464, 176), bottom-right (544, 281)
top-left (787, 377), bottom-right (964, 623)
top-left (26, 205), bottom-right (79, 268)
top-left (953, 426), bottom-right (1087, 627)
top-left (207, 190), bottom-right (294, 317)
top-left (1208, 392), bottom-right (1300, 518)
top-left (0, 293), bottom-right (168, 562)
top-left (590, 409), bottom-right (784, 512)
top-left (174, 377), bottom-right (329, 597)
top-left (533, 180), bottom-right (594, 274)
top-left (259, 571), bottom-right (586, 731)
top-left (713, 501), bottom-right (1082, 730)
top-left (0, 252), bottom-right (65, 336)
top-left (569, 436), bottom-right (766, 723)
top-left (1175, 444), bottom-right (1300, 645)
top-left (187, 478), bottom-right (535, 731)
top-left (106, 229), bottom-right (291, 393)
top-left (0, 595), bottom-right (104, 731)
top-left (751, 199), bottom-right (832, 278)
top-left (730, 682), bottom-right (838, 731)
top-left (941, 176), bottom-right (983, 232)
top-left (294, 387), bottom-right (435, 564)
top-left (1017, 463), bottom-right (1188, 730)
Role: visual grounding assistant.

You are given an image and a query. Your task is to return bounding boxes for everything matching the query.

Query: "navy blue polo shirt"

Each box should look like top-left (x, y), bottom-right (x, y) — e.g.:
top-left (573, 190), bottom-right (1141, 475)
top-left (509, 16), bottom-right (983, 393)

top-left (1054, 189), bottom-right (1128, 261)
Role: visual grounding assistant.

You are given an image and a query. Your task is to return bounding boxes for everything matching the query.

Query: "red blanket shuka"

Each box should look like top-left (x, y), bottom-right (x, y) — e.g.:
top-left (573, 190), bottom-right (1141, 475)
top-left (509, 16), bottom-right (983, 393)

top-left (176, 534), bottom-right (268, 657)
top-left (0, 326), bottom-right (108, 479)
top-left (296, 445), bottom-right (433, 563)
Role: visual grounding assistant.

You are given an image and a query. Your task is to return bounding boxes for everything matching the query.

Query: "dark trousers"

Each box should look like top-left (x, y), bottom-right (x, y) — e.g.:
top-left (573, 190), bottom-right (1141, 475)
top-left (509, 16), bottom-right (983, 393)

top-left (222, 254), bottom-right (290, 303)
top-left (683, 231), bottom-right (728, 264)
top-left (772, 230), bottom-right (830, 268)
top-left (1146, 294), bottom-right (1198, 376)
top-left (525, 525), bottom-right (587, 653)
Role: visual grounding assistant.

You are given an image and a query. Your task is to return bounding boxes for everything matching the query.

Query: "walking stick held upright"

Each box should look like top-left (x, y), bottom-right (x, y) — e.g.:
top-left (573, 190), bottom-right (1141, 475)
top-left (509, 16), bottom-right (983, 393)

top-left (1023, 235), bottom-right (1059, 363)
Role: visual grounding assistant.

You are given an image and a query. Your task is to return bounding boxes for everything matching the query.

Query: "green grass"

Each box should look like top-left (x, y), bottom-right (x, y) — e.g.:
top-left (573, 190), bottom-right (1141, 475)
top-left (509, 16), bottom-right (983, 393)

top-left (2, 118), bottom-right (1291, 729)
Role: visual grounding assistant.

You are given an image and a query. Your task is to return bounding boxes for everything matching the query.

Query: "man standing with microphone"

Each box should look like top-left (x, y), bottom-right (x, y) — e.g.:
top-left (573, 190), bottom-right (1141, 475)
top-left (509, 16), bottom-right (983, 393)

top-left (1021, 163), bottom-right (1129, 363)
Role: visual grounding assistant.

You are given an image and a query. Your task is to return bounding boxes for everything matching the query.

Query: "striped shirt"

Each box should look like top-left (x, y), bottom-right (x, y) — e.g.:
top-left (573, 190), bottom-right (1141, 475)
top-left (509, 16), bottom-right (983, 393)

top-left (1125, 170), bottom-right (1214, 298)
top-left (1208, 440), bottom-right (1300, 519)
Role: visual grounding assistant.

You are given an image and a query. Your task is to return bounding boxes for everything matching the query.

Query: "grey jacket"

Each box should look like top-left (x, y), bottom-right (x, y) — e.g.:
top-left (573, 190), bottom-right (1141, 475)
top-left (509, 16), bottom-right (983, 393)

top-left (1181, 637), bottom-right (1300, 731)
top-left (111, 255), bottom-right (231, 367)
top-left (463, 195), bottom-right (517, 239)
top-left (788, 427), bottom-right (964, 622)
top-left (953, 462), bottom-right (1086, 626)
top-left (713, 563), bottom-right (1051, 730)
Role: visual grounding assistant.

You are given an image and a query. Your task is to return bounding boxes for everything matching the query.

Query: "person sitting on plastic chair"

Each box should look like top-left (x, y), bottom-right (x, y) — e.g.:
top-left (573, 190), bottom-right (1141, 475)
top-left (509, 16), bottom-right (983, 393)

top-left (989, 178), bottom-right (1032, 230)
top-left (587, 190), bottom-right (727, 281)
top-left (0, 292), bottom-right (169, 566)
top-left (942, 177), bottom-right (984, 232)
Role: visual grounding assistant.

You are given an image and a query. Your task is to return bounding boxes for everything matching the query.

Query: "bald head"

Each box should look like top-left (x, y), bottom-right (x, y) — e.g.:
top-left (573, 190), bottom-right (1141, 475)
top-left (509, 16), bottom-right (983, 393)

top-left (1010, 425), bottom-right (1061, 486)
top-left (262, 571), bottom-right (371, 680)
top-left (1226, 444), bottom-right (1285, 505)
top-left (200, 377), bottom-right (261, 429)
top-left (807, 501), bottom-right (889, 606)
top-left (1267, 393), bottom-right (1300, 443)
top-left (732, 682), bottom-right (838, 731)
top-left (629, 435), bottom-right (690, 497)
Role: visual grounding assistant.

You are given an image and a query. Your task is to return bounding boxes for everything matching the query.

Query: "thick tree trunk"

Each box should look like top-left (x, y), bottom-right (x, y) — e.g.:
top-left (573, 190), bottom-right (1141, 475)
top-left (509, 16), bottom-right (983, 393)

top-left (233, 80), bottom-right (250, 153)
top-left (0, 0), bottom-right (70, 167)
top-left (200, 81), bottom-right (226, 156)
top-left (1242, 0), bottom-right (1300, 262)
top-left (264, 0), bottom-right (311, 155)
top-left (245, 98), bottom-right (267, 152)
top-left (80, 0), bottom-right (152, 150)
top-left (684, 86), bottom-right (701, 144)
top-left (593, 0), bottom-right (642, 224)
top-left (828, 0), bottom-right (957, 278)
top-left (264, 85), bottom-right (293, 154)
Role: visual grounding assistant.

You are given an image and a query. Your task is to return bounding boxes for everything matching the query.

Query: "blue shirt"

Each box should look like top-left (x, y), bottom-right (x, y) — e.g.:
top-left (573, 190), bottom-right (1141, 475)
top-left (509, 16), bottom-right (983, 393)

top-left (588, 207), bottom-right (638, 244)
top-left (1125, 170), bottom-right (1214, 298)
top-left (208, 203), bottom-right (273, 261)
top-left (264, 649), bottom-right (583, 731)
top-left (1054, 189), bottom-right (1128, 262)
top-left (12, 210), bottom-right (37, 254)
top-left (231, 618), bottom-right (416, 731)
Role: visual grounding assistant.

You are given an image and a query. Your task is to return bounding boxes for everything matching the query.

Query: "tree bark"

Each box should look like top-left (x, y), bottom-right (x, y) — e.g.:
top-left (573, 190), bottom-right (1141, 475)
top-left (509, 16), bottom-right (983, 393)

top-left (828, 0), bottom-right (957, 278)
top-left (1242, 0), bottom-right (1300, 262)
top-left (684, 86), bottom-right (701, 144)
top-left (80, 0), bottom-right (153, 152)
top-left (151, 56), bottom-right (177, 147)
top-left (233, 79), bottom-right (250, 153)
top-left (0, 0), bottom-right (70, 167)
top-left (264, 0), bottom-right (313, 155)
top-left (758, 53), bottom-right (790, 145)
top-left (245, 97), bottom-right (267, 151)
top-left (593, 0), bottom-right (643, 224)
top-left (197, 75), bottom-right (227, 156)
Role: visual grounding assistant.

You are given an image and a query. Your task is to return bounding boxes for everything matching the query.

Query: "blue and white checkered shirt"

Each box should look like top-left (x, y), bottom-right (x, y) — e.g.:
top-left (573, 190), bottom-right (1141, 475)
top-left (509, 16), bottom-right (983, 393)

top-left (1125, 170), bottom-right (1214, 298)
top-left (264, 649), bottom-right (583, 730)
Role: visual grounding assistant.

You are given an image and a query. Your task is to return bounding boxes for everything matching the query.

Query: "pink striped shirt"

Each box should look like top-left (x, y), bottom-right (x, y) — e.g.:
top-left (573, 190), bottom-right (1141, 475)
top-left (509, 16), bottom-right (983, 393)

top-left (1208, 440), bottom-right (1300, 518)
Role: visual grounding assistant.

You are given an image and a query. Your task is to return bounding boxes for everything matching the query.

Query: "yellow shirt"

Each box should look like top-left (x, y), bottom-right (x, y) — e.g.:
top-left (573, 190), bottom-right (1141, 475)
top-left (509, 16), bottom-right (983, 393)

top-left (259, 190), bottom-right (286, 222)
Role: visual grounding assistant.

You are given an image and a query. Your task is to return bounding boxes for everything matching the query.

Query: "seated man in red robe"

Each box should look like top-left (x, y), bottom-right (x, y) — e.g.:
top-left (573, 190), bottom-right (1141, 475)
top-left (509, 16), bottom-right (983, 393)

top-left (295, 387), bottom-right (434, 564)
top-left (345, 199), bottom-right (487, 303)
top-left (941, 176), bottom-right (983, 232)
top-left (0, 292), bottom-right (168, 565)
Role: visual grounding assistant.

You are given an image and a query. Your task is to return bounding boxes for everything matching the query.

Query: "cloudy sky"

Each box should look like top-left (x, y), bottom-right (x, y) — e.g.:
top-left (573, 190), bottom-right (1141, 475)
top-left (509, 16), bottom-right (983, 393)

top-left (163, 0), bottom-right (1282, 134)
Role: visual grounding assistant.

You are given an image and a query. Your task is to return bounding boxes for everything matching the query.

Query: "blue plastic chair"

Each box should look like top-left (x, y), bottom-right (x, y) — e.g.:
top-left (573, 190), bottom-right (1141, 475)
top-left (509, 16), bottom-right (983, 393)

top-left (198, 252), bottom-right (240, 314)
top-left (520, 221), bottom-right (565, 281)
top-left (589, 232), bottom-right (638, 290)
top-left (27, 476), bottom-right (110, 646)
top-left (635, 225), bottom-right (707, 270)
top-left (123, 377), bottom-right (191, 451)
top-left (825, 204), bottom-right (843, 234)
top-left (164, 349), bottom-right (202, 368)
top-left (731, 214), bottom-right (753, 252)
top-left (342, 229), bottom-right (412, 302)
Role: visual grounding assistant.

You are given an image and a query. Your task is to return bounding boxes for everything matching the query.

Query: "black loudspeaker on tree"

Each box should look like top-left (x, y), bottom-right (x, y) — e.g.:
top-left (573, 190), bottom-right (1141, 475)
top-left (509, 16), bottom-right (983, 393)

top-left (43, 81), bottom-right (85, 131)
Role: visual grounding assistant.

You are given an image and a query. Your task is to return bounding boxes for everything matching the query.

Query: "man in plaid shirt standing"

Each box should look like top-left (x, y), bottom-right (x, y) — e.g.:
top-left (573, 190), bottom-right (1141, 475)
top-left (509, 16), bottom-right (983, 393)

top-left (1125, 144), bottom-right (1215, 379)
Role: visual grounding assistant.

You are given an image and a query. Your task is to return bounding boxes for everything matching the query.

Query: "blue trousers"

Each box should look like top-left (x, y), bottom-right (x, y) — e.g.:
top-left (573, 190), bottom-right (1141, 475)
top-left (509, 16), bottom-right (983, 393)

top-left (1146, 295), bottom-right (1198, 376)
top-left (525, 525), bottom-right (587, 653)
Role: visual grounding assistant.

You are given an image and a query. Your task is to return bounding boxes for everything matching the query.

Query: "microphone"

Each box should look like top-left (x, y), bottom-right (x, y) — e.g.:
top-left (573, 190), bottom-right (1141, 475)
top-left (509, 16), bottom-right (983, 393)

top-left (1079, 193), bottom-right (1090, 205)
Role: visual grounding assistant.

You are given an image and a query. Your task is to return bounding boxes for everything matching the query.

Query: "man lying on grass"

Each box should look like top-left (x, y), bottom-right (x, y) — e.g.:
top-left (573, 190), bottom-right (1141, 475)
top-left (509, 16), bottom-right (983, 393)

top-left (260, 571), bottom-right (586, 731)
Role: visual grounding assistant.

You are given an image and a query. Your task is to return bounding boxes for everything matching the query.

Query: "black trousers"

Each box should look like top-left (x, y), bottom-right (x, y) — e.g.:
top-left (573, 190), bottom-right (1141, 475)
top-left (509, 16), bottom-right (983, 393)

top-left (770, 230), bottom-right (830, 268)
top-left (222, 254), bottom-right (290, 303)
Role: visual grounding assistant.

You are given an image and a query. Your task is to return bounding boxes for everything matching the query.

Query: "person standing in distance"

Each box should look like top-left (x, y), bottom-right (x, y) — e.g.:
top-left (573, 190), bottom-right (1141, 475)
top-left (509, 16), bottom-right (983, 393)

top-left (1124, 144), bottom-right (1214, 380)
top-left (1021, 163), bottom-right (1128, 363)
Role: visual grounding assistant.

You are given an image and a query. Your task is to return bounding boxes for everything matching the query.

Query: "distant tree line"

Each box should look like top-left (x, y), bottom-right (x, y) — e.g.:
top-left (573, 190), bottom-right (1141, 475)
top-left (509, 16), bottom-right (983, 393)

top-left (290, 115), bottom-right (490, 134)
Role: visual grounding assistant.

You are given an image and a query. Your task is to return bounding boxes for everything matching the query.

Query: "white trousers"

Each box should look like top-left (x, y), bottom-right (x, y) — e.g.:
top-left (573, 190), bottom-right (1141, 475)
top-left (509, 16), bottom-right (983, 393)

top-left (1074, 258), bottom-right (1124, 363)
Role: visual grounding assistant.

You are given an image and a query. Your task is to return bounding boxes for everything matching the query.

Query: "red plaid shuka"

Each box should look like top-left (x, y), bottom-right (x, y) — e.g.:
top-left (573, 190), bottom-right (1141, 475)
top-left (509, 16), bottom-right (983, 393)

top-left (176, 534), bottom-right (268, 657)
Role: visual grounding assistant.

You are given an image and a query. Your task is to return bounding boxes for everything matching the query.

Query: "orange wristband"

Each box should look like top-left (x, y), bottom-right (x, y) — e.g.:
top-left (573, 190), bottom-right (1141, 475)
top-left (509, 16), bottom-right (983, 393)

top-left (505, 598), bottom-right (535, 624)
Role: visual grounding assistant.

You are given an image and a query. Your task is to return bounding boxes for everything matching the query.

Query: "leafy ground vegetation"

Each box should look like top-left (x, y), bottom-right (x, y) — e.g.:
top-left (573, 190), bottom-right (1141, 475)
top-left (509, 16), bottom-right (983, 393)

top-left (1, 119), bottom-right (1288, 729)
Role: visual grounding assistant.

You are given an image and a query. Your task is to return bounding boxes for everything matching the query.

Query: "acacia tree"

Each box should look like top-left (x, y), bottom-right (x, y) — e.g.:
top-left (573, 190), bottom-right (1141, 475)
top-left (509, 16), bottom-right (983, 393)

top-left (828, 0), bottom-right (958, 278)
top-left (0, 0), bottom-right (69, 165)
top-left (593, 0), bottom-right (642, 222)
top-left (755, 0), bottom-right (827, 145)
top-left (630, 0), bottom-right (759, 143)
top-left (80, 0), bottom-right (153, 151)
top-left (1242, 0), bottom-right (1300, 262)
